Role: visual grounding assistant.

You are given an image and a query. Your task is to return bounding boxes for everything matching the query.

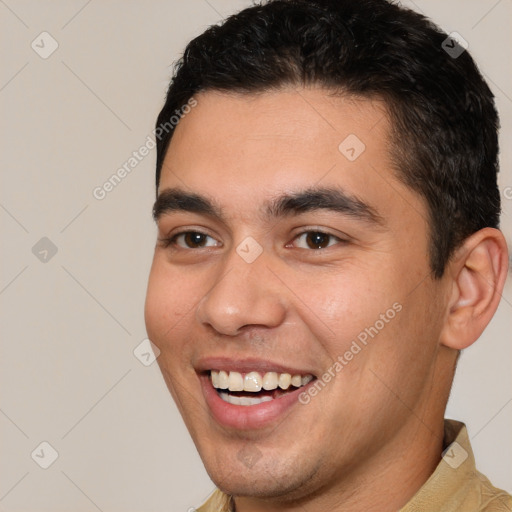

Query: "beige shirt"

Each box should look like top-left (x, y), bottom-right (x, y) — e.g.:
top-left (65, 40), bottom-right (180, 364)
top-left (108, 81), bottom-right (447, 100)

top-left (197, 420), bottom-right (512, 512)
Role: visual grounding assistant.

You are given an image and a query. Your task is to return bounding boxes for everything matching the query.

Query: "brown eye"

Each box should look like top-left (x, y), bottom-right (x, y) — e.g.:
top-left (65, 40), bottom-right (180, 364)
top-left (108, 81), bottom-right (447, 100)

top-left (306, 232), bottom-right (330, 249)
top-left (171, 231), bottom-right (219, 249)
top-left (293, 231), bottom-right (341, 250)
top-left (183, 232), bottom-right (208, 247)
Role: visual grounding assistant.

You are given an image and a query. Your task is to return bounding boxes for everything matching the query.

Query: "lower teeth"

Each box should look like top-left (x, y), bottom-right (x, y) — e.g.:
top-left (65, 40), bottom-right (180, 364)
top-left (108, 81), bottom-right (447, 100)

top-left (218, 391), bottom-right (274, 406)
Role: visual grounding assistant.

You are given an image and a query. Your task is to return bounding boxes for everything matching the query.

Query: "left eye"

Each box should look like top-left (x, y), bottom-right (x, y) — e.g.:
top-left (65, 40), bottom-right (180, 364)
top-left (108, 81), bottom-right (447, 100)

top-left (292, 231), bottom-right (342, 250)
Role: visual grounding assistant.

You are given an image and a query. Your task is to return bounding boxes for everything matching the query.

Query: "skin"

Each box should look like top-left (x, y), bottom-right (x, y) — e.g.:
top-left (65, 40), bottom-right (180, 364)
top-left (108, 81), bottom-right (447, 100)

top-left (144, 87), bottom-right (508, 511)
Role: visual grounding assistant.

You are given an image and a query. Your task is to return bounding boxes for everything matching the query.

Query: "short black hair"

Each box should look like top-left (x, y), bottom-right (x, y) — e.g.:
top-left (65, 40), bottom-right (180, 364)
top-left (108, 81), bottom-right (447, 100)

top-left (155, 0), bottom-right (500, 278)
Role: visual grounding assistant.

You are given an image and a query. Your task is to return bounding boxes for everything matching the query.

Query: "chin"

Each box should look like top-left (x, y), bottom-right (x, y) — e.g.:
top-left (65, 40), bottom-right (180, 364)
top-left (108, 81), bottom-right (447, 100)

top-left (201, 449), bottom-right (320, 501)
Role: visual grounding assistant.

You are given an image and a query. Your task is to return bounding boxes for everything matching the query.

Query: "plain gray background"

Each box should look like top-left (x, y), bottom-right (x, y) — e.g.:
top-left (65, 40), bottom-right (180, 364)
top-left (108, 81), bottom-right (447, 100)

top-left (1, 1), bottom-right (511, 510)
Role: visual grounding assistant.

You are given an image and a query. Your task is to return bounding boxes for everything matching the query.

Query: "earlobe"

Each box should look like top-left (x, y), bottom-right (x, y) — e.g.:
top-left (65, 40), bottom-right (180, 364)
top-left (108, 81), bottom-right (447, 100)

top-left (440, 228), bottom-right (509, 351)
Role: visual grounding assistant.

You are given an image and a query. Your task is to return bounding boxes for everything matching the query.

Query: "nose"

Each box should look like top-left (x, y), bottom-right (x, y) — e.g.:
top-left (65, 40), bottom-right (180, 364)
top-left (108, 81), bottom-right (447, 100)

top-left (196, 249), bottom-right (287, 336)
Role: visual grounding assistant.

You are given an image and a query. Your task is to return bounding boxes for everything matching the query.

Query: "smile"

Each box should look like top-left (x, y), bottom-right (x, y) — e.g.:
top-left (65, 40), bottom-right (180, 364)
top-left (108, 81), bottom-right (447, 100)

top-left (197, 358), bottom-right (318, 429)
top-left (210, 370), bottom-right (314, 406)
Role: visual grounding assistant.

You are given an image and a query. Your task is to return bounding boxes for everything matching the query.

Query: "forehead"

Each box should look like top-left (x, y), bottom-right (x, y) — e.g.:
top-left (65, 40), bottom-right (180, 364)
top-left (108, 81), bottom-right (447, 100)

top-left (164, 88), bottom-right (389, 176)
top-left (159, 87), bottom-right (426, 228)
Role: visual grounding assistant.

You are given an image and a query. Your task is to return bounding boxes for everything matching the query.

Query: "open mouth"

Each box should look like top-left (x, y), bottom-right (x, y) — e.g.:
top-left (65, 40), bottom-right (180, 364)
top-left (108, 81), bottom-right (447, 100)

top-left (209, 370), bottom-right (315, 406)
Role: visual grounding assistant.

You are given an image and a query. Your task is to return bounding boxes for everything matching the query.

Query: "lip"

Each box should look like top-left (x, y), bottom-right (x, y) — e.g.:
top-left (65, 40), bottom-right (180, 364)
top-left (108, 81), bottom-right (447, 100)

top-left (199, 372), bottom-right (315, 430)
top-left (195, 356), bottom-right (317, 376)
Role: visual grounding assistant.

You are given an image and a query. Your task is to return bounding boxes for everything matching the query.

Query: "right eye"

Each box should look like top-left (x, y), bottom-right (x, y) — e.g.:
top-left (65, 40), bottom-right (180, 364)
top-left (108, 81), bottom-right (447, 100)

top-left (160, 231), bottom-right (221, 249)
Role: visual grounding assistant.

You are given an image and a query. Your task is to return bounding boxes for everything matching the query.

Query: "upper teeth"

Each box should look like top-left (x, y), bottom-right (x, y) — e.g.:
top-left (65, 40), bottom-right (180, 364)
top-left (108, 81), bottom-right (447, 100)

top-left (210, 370), bottom-right (313, 392)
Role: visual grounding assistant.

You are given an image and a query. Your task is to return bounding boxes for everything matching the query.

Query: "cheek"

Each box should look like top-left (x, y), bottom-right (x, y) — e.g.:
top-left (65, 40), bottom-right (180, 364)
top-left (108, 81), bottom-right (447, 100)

top-left (145, 265), bottom-right (197, 401)
top-left (144, 261), bottom-right (192, 353)
top-left (144, 266), bottom-right (170, 341)
top-left (297, 268), bottom-right (393, 348)
top-left (358, 282), bottom-right (445, 409)
top-left (145, 258), bottom-right (196, 324)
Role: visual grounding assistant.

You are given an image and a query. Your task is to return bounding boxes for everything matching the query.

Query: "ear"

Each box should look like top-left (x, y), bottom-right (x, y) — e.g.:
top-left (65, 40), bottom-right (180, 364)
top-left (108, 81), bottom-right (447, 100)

top-left (440, 227), bottom-right (509, 350)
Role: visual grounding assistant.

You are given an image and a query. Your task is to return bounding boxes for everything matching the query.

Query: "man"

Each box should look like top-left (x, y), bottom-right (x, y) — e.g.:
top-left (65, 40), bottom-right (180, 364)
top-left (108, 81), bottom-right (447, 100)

top-left (144, 0), bottom-right (511, 510)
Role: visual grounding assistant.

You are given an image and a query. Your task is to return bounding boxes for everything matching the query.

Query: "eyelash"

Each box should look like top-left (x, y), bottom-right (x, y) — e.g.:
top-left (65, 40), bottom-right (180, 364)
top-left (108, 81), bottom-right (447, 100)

top-left (158, 229), bottom-right (346, 251)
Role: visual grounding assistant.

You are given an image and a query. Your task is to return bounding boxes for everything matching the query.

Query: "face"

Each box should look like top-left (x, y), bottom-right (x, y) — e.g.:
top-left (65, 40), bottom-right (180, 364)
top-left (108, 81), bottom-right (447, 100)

top-left (145, 88), bottom-right (452, 500)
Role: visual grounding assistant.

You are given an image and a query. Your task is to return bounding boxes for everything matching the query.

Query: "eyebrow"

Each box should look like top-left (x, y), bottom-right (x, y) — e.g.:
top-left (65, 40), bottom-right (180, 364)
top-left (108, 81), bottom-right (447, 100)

top-left (152, 186), bottom-right (384, 226)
